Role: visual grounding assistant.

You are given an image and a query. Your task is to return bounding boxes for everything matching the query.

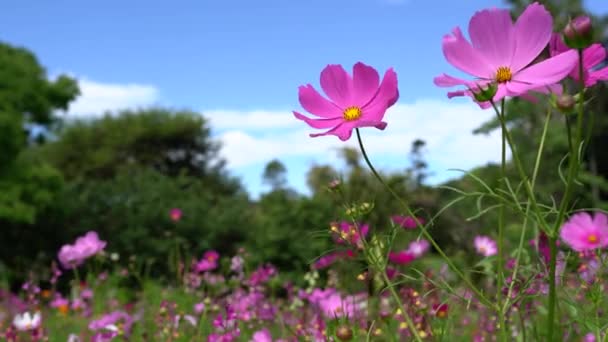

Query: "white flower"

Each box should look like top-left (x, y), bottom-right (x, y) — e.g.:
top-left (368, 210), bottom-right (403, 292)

top-left (13, 311), bottom-right (41, 331)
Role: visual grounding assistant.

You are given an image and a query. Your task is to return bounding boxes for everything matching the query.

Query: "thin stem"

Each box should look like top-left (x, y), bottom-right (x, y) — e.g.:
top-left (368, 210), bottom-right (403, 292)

top-left (380, 270), bottom-right (423, 342)
top-left (346, 214), bottom-right (421, 341)
top-left (355, 128), bottom-right (495, 309)
top-left (547, 47), bottom-right (586, 342)
top-left (503, 106), bottom-right (553, 314)
top-left (489, 102), bottom-right (548, 232)
top-left (496, 98), bottom-right (508, 342)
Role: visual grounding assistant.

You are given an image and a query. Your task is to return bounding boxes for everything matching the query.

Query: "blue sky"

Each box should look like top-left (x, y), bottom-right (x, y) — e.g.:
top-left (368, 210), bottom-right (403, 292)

top-left (1, 0), bottom-right (607, 197)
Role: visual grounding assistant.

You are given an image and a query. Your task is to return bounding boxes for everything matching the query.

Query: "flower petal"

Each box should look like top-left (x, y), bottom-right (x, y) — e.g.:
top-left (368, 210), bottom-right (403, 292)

top-left (511, 3), bottom-right (553, 72)
top-left (298, 85), bottom-right (343, 118)
top-left (310, 122), bottom-right (356, 141)
top-left (549, 33), bottom-right (570, 57)
top-left (583, 44), bottom-right (607, 70)
top-left (468, 8), bottom-right (515, 68)
top-left (293, 111), bottom-right (343, 129)
top-left (589, 66), bottom-right (608, 85)
top-left (320, 64), bottom-right (353, 108)
top-left (352, 62), bottom-right (380, 106)
top-left (442, 27), bottom-right (494, 78)
top-left (512, 49), bottom-right (578, 85)
top-left (361, 68), bottom-right (398, 120)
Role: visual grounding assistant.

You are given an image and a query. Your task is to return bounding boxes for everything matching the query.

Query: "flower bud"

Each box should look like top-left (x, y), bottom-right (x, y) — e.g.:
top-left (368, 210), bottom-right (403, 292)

top-left (336, 324), bottom-right (353, 341)
top-left (555, 94), bottom-right (576, 113)
top-left (563, 16), bottom-right (593, 49)
top-left (469, 82), bottom-right (497, 103)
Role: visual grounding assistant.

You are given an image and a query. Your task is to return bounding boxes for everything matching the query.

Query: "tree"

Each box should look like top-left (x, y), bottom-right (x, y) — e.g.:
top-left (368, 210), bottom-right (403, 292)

top-left (0, 42), bottom-right (79, 223)
top-left (39, 108), bottom-right (241, 196)
top-left (262, 159), bottom-right (287, 190)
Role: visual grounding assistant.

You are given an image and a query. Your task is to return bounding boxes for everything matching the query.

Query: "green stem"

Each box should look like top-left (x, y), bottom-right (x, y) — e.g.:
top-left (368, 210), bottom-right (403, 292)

top-left (489, 102), bottom-right (548, 232)
top-left (496, 99), bottom-right (508, 342)
top-left (547, 47), bottom-right (586, 342)
top-left (355, 128), bottom-right (495, 309)
top-left (503, 106), bottom-right (553, 315)
top-left (380, 270), bottom-right (423, 342)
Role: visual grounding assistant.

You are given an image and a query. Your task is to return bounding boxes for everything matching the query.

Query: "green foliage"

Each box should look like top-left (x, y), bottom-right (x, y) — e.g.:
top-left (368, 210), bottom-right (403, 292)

top-left (0, 42), bottom-right (78, 226)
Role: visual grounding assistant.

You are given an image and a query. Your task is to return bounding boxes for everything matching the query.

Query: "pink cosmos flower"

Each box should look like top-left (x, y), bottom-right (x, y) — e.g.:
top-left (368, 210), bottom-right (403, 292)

top-left (549, 33), bottom-right (608, 87)
top-left (294, 62), bottom-right (399, 141)
top-left (560, 212), bottom-right (608, 252)
top-left (391, 215), bottom-right (424, 229)
top-left (474, 235), bottom-right (497, 257)
top-left (169, 208), bottom-right (182, 222)
top-left (194, 250), bottom-right (220, 273)
top-left (388, 250), bottom-right (415, 265)
top-left (331, 221), bottom-right (369, 247)
top-left (407, 239), bottom-right (430, 258)
top-left (252, 328), bottom-right (272, 342)
top-left (434, 3), bottom-right (578, 107)
top-left (58, 231), bottom-right (107, 269)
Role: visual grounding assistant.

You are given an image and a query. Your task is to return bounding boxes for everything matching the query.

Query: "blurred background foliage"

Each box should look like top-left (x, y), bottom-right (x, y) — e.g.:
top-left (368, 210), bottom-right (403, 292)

top-left (0, 0), bottom-right (606, 286)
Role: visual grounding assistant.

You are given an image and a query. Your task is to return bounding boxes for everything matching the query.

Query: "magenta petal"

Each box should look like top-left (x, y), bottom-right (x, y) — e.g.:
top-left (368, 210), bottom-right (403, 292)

top-left (513, 49), bottom-right (578, 85)
top-left (293, 111), bottom-right (343, 129)
top-left (310, 121), bottom-right (356, 141)
top-left (433, 73), bottom-right (472, 87)
top-left (442, 27), bottom-right (493, 78)
top-left (549, 33), bottom-right (569, 57)
top-left (352, 62), bottom-right (380, 107)
top-left (361, 68), bottom-right (398, 120)
top-left (583, 44), bottom-right (607, 69)
top-left (589, 66), bottom-right (608, 85)
top-left (511, 2), bottom-right (553, 72)
top-left (298, 85), bottom-right (343, 118)
top-left (468, 8), bottom-right (514, 68)
top-left (320, 64), bottom-right (353, 108)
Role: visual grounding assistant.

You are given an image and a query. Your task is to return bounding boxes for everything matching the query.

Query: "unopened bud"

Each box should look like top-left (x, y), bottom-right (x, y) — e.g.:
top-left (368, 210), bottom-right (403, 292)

top-left (336, 324), bottom-right (353, 341)
top-left (470, 82), bottom-right (497, 103)
top-left (564, 16), bottom-right (593, 49)
top-left (556, 94), bottom-right (575, 113)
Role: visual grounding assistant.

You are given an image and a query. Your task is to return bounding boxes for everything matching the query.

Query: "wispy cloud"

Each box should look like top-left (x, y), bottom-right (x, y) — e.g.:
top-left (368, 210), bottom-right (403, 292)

top-left (64, 78), bottom-right (160, 118)
top-left (209, 99), bottom-right (505, 186)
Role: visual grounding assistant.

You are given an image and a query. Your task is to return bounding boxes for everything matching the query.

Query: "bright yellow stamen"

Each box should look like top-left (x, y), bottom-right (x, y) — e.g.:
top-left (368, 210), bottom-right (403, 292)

top-left (496, 66), bottom-right (512, 83)
top-left (588, 234), bottom-right (598, 243)
top-left (343, 106), bottom-right (362, 121)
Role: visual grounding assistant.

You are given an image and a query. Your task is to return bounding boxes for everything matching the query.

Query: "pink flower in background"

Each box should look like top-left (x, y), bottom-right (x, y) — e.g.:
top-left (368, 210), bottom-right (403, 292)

top-left (407, 239), bottom-right (430, 258)
top-left (331, 221), bottom-right (369, 247)
top-left (293, 62), bottom-right (399, 141)
top-left (391, 215), bottom-right (425, 229)
top-left (474, 236), bottom-right (497, 257)
top-left (434, 2), bottom-right (578, 107)
top-left (560, 212), bottom-right (608, 252)
top-left (388, 250), bottom-right (415, 265)
top-left (251, 328), bottom-right (273, 342)
top-left (549, 33), bottom-right (608, 87)
top-left (194, 250), bottom-right (220, 273)
top-left (169, 208), bottom-right (182, 222)
top-left (89, 311), bottom-right (134, 341)
top-left (58, 231), bottom-right (106, 269)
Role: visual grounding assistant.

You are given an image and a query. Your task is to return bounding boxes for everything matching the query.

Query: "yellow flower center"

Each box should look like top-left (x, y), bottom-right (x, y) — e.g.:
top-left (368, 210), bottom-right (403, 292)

top-left (588, 234), bottom-right (598, 244)
top-left (343, 106), bottom-right (362, 121)
top-left (495, 66), bottom-right (512, 83)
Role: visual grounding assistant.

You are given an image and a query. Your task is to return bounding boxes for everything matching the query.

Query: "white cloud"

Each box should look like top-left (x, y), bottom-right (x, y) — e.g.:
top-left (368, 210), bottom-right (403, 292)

top-left (65, 78), bottom-right (160, 118)
top-left (205, 109), bottom-right (297, 131)
top-left (212, 99), bottom-right (506, 185)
